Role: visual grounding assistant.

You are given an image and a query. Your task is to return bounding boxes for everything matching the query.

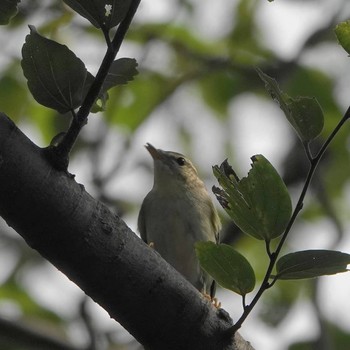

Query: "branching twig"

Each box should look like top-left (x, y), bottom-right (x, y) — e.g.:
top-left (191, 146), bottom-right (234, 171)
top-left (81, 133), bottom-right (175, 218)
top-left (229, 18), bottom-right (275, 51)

top-left (228, 106), bottom-right (350, 334)
top-left (45, 0), bottom-right (141, 171)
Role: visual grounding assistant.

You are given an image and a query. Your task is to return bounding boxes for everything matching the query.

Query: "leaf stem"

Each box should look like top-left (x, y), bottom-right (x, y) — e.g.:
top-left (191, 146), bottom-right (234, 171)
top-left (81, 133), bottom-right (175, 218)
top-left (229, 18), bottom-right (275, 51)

top-left (265, 239), bottom-right (272, 258)
top-left (45, 0), bottom-right (141, 171)
top-left (242, 295), bottom-right (247, 310)
top-left (101, 26), bottom-right (112, 47)
top-left (303, 140), bottom-right (313, 162)
top-left (228, 106), bottom-right (350, 334)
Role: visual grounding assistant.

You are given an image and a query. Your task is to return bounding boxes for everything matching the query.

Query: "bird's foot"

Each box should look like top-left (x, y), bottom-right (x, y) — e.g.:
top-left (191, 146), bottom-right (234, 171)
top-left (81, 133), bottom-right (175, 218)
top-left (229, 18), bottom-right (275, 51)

top-left (203, 293), bottom-right (221, 308)
top-left (211, 297), bottom-right (221, 308)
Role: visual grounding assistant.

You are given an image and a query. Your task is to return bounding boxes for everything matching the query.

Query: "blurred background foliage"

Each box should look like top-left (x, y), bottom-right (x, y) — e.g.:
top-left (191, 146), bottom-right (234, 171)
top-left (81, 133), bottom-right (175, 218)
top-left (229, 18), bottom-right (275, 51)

top-left (1, 0), bottom-right (350, 349)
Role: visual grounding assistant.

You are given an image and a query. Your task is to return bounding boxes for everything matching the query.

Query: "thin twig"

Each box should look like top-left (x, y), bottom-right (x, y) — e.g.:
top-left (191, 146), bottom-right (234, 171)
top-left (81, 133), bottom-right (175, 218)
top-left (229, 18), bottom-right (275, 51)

top-left (46, 0), bottom-right (141, 171)
top-left (228, 107), bottom-right (350, 334)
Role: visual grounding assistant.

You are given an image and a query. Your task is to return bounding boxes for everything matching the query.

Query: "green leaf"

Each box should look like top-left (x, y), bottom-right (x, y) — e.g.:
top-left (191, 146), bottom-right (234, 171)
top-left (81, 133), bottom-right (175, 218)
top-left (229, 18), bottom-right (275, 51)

top-left (80, 58), bottom-right (138, 113)
top-left (195, 242), bottom-right (255, 295)
top-left (335, 20), bottom-right (350, 55)
top-left (102, 58), bottom-right (138, 91)
top-left (21, 26), bottom-right (87, 113)
top-left (276, 250), bottom-right (350, 280)
top-left (213, 155), bottom-right (292, 240)
top-left (256, 68), bottom-right (324, 142)
top-left (0, 0), bottom-right (20, 25)
top-left (63, 0), bottom-right (131, 29)
top-left (286, 97), bottom-right (324, 141)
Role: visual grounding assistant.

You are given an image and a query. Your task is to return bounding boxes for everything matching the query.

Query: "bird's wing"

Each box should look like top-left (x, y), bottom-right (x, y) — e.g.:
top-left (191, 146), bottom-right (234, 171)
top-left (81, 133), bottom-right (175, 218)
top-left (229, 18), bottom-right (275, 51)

top-left (137, 199), bottom-right (148, 243)
top-left (206, 198), bottom-right (221, 244)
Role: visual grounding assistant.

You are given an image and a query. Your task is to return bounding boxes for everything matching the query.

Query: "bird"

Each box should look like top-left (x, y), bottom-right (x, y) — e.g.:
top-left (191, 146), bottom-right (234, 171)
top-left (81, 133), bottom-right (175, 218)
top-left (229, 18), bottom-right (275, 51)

top-left (138, 143), bottom-right (221, 296)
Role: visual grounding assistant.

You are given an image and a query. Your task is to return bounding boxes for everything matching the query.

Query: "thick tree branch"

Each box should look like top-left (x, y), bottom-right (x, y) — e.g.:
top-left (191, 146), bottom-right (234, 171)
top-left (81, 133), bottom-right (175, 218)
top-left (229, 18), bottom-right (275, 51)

top-left (0, 113), bottom-right (254, 350)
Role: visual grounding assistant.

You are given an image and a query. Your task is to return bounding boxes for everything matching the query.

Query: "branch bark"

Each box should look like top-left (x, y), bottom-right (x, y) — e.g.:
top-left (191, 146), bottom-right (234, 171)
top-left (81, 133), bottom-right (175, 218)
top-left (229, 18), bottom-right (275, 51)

top-left (0, 113), bottom-right (254, 350)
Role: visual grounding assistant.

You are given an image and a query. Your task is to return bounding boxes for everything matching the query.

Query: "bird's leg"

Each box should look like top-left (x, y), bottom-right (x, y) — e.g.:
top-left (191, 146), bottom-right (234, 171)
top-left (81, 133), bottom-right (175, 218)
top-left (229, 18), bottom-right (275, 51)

top-left (202, 281), bottom-right (221, 308)
top-left (202, 292), bottom-right (221, 308)
top-left (211, 297), bottom-right (221, 308)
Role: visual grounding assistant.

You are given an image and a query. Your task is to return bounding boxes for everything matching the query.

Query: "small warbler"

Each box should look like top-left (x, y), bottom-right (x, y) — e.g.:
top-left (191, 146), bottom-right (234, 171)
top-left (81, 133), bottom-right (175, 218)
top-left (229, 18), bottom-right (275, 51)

top-left (138, 143), bottom-right (221, 296)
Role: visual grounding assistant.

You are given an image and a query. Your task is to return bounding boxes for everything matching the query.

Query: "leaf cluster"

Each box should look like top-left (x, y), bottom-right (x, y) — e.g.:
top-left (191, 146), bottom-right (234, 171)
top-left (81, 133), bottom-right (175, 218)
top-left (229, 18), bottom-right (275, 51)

top-left (21, 26), bottom-right (137, 115)
top-left (196, 22), bottom-right (350, 331)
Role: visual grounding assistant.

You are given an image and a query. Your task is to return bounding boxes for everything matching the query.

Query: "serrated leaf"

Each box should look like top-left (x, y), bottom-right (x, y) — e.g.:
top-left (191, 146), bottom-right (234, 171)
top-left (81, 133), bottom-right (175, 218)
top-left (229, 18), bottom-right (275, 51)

top-left (102, 58), bottom-right (138, 91)
top-left (195, 242), bottom-right (255, 295)
top-left (21, 26), bottom-right (87, 113)
top-left (335, 20), bottom-right (350, 55)
top-left (286, 96), bottom-right (324, 141)
top-left (0, 0), bottom-right (20, 25)
top-left (276, 250), bottom-right (350, 280)
top-left (80, 58), bottom-right (137, 113)
top-left (63, 0), bottom-right (131, 29)
top-left (213, 155), bottom-right (292, 240)
top-left (257, 68), bottom-right (324, 142)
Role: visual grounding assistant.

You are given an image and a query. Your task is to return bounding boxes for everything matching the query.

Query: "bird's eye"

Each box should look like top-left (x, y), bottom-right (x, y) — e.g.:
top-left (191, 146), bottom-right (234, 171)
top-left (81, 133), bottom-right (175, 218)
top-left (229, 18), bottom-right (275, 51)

top-left (176, 157), bottom-right (186, 166)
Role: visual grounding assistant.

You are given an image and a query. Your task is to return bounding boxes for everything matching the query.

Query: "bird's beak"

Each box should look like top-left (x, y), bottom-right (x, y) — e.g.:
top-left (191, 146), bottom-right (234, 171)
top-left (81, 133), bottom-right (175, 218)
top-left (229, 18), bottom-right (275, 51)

top-left (145, 143), bottom-right (162, 160)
